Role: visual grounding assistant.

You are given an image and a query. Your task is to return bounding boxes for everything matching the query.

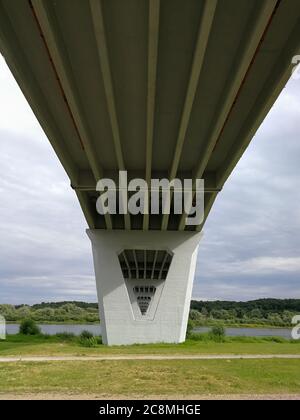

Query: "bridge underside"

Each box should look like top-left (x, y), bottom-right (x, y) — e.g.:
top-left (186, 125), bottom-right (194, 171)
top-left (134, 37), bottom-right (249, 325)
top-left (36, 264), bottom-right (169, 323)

top-left (1, 0), bottom-right (300, 232)
top-left (1, 0), bottom-right (300, 343)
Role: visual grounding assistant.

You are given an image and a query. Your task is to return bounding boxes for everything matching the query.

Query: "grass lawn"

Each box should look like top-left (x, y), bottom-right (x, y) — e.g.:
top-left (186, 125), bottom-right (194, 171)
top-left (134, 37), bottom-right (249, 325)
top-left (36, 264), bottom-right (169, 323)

top-left (0, 359), bottom-right (299, 397)
top-left (0, 334), bottom-right (299, 356)
top-left (0, 335), bottom-right (299, 398)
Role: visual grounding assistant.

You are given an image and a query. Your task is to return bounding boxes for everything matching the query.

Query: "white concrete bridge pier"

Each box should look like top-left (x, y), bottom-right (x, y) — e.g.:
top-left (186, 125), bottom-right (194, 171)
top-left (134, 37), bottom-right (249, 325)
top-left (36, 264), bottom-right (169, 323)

top-left (87, 230), bottom-right (201, 345)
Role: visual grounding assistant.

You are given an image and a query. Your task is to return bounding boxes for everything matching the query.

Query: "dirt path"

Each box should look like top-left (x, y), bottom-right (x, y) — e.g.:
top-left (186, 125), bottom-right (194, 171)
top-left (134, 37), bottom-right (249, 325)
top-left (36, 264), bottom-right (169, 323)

top-left (0, 392), bottom-right (299, 400)
top-left (0, 354), bottom-right (299, 362)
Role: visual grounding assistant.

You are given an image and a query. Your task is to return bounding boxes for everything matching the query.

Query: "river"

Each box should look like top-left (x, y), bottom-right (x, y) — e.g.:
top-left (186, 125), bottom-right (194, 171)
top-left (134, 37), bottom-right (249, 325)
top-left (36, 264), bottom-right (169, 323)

top-left (5, 324), bottom-right (293, 339)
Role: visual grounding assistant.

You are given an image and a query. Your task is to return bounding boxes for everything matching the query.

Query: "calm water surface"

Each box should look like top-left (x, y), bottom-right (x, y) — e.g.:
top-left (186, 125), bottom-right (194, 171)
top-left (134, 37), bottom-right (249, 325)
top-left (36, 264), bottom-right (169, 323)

top-left (5, 324), bottom-right (293, 339)
top-left (6, 324), bottom-right (102, 336)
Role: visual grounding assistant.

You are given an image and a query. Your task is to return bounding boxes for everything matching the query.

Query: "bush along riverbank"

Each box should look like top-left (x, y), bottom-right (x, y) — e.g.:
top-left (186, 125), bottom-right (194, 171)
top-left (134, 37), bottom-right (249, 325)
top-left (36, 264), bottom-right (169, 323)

top-left (2, 319), bottom-right (299, 348)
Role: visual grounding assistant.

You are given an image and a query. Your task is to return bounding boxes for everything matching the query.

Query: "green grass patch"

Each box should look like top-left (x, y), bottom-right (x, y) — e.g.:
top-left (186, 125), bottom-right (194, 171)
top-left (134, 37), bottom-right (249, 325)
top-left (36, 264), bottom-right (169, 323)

top-left (0, 359), bottom-right (299, 397)
top-left (0, 333), bottom-right (299, 357)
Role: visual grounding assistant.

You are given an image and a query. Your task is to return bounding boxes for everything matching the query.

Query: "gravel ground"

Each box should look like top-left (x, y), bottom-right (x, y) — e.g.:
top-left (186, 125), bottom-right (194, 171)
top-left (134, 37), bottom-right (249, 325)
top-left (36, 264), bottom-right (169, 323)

top-left (0, 354), bottom-right (300, 362)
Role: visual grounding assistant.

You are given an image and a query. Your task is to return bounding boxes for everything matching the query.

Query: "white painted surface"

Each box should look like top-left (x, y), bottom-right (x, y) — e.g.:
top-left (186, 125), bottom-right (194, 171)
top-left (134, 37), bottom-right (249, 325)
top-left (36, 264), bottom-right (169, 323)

top-left (87, 229), bottom-right (202, 345)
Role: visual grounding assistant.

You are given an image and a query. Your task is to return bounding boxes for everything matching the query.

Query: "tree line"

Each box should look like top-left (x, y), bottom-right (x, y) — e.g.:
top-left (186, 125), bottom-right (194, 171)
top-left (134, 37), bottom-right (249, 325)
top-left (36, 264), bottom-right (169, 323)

top-left (0, 302), bottom-right (99, 323)
top-left (190, 298), bottom-right (300, 327)
top-left (0, 298), bottom-right (299, 326)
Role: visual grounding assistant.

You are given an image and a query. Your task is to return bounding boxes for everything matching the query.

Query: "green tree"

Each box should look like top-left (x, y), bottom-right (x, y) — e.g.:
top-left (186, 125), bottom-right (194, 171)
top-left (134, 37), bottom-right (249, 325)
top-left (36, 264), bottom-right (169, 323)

top-left (0, 304), bottom-right (17, 321)
top-left (16, 305), bottom-right (32, 320)
top-left (201, 307), bottom-right (208, 317)
top-left (189, 309), bottom-right (205, 325)
top-left (19, 319), bottom-right (41, 335)
top-left (250, 308), bottom-right (262, 319)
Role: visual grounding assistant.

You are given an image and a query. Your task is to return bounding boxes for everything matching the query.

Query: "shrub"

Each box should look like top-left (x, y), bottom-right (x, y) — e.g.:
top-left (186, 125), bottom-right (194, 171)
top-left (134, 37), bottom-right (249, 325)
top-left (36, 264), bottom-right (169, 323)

top-left (78, 336), bottom-right (98, 347)
top-left (19, 319), bottom-right (41, 335)
top-left (208, 325), bottom-right (226, 342)
top-left (211, 325), bottom-right (225, 337)
top-left (80, 330), bottom-right (93, 339)
top-left (188, 332), bottom-right (210, 342)
top-left (186, 319), bottom-right (195, 338)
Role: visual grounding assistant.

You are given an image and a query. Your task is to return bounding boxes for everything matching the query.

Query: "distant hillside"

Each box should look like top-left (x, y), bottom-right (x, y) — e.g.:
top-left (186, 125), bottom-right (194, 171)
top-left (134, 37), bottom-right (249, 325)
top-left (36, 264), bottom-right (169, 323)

top-left (190, 298), bottom-right (300, 313)
top-left (24, 298), bottom-right (300, 312)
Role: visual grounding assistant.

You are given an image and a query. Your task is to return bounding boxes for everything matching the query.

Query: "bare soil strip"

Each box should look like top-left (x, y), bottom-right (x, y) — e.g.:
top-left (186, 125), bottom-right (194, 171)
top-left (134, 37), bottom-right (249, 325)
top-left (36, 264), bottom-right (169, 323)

top-left (0, 354), bottom-right (299, 362)
top-left (0, 392), bottom-right (299, 400)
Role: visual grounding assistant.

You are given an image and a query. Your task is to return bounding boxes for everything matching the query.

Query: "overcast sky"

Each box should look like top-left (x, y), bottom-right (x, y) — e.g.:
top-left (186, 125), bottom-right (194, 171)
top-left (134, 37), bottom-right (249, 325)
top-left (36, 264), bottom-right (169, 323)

top-left (0, 54), bottom-right (300, 304)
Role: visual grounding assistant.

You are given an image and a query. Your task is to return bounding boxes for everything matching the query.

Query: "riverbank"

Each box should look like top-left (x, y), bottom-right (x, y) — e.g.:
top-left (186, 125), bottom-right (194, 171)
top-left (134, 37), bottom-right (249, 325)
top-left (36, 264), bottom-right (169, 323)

top-left (1, 333), bottom-right (300, 356)
top-left (5, 323), bottom-right (294, 339)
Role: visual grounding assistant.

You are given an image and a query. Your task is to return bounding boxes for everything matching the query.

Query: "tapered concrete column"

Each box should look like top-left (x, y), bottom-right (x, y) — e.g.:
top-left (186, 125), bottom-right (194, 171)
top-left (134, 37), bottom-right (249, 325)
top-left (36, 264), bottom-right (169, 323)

top-left (87, 229), bottom-right (202, 345)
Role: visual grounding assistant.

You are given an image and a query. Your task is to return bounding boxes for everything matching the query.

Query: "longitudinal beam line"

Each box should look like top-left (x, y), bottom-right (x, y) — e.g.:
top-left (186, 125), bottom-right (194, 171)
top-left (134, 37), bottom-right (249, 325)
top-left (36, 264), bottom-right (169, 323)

top-left (158, 252), bottom-right (168, 280)
top-left (151, 250), bottom-right (158, 280)
top-left (216, 32), bottom-right (300, 187)
top-left (161, 0), bottom-right (217, 230)
top-left (143, 250), bottom-right (147, 279)
top-left (133, 250), bottom-right (139, 279)
top-left (1, 2), bottom-right (99, 230)
top-left (90, 0), bottom-right (130, 230)
top-left (0, 4), bottom-right (76, 182)
top-left (194, 0), bottom-right (278, 181)
top-left (122, 251), bottom-right (132, 279)
top-left (30, 0), bottom-right (112, 229)
top-left (196, 192), bottom-right (218, 232)
top-left (178, 0), bottom-right (278, 231)
top-left (143, 0), bottom-right (160, 230)
top-left (0, 3), bottom-right (97, 229)
top-left (75, 191), bottom-right (97, 229)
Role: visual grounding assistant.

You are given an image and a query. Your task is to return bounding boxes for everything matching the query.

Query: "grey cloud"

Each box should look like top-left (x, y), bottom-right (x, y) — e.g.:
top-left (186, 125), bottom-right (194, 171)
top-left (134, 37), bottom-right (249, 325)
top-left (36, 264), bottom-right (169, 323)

top-left (0, 59), bottom-right (300, 304)
top-left (193, 77), bottom-right (300, 300)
